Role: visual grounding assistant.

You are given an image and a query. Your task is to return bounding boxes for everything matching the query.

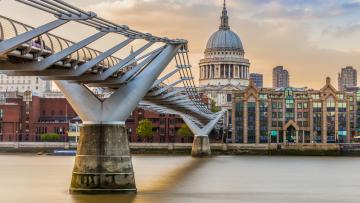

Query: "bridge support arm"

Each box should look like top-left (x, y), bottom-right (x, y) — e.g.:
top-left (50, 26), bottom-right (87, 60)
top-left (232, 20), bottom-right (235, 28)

top-left (54, 81), bottom-right (102, 122)
top-left (103, 44), bottom-right (181, 121)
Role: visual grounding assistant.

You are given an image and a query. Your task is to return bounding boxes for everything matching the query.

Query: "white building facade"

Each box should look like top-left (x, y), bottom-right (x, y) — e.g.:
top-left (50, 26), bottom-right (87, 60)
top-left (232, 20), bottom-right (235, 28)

top-left (198, 1), bottom-right (251, 138)
top-left (198, 1), bottom-right (250, 107)
top-left (0, 75), bottom-right (51, 93)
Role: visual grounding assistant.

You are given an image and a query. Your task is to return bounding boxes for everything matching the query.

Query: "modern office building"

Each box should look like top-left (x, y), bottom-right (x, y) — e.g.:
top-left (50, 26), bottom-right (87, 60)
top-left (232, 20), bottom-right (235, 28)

top-left (232, 77), bottom-right (360, 144)
top-left (338, 66), bottom-right (357, 91)
top-left (250, 73), bottom-right (263, 88)
top-left (272, 66), bottom-right (289, 88)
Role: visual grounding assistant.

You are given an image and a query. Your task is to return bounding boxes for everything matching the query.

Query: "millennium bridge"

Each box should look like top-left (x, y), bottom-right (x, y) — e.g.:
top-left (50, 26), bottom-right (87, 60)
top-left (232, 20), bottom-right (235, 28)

top-left (0, 0), bottom-right (224, 194)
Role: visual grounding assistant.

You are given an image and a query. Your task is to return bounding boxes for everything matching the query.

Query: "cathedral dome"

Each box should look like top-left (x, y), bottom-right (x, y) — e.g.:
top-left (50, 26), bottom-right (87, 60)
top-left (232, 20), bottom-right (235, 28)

top-left (205, 0), bottom-right (244, 52)
top-left (206, 29), bottom-right (243, 51)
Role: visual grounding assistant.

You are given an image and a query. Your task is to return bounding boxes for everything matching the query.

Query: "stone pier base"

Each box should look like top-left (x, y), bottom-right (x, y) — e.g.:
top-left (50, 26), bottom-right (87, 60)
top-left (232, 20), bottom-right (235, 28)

top-left (191, 135), bottom-right (211, 157)
top-left (69, 124), bottom-right (136, 194)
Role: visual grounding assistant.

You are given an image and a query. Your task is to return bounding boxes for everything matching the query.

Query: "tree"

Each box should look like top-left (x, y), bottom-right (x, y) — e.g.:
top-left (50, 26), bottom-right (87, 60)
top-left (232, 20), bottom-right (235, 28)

top-left (177, 124), bottom-right (193, 137)
top-left (40, 133), bottom-right (60, 142)
top-left (136, 119), bottom-right (155, 140)
top-left (210, 99), bottom-right (221, 113)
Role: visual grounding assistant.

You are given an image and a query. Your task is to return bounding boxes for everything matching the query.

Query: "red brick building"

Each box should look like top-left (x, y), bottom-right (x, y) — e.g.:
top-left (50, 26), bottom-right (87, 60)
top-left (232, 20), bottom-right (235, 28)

top-left (0, 91), bottom-right (220, 143)
top-left (126, 108), bottom-right (193, 143)
top-left (0, 91), bottom-right (76, 141)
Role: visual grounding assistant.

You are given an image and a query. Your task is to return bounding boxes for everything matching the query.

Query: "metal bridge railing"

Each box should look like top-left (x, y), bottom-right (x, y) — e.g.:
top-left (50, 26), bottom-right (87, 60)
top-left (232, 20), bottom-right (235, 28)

top-left (0, 15), bottom-right (120, 70)
top-left (0, 0), bottom-right (213, 117)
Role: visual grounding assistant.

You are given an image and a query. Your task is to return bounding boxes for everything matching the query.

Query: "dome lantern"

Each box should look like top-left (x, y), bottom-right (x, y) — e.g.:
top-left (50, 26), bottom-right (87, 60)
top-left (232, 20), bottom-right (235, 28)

top-left (220, 0), bottom-right (230, 30)
top-left (205, 0), bottom-right (244, 53)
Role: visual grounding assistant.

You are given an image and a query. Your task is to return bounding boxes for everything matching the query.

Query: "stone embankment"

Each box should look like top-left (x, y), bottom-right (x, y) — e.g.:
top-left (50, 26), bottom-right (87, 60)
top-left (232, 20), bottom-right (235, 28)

top-left (0, 142), bottom-right (359, 156)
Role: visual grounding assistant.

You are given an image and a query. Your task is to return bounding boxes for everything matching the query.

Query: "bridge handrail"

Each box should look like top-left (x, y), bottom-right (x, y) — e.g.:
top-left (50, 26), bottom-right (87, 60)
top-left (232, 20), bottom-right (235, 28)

top-left (15, 0), bottom-right (187, 45)
top-left (0, 14), bottom-right (121, 69)
top-left (175, 50), bottom-right (211, 114)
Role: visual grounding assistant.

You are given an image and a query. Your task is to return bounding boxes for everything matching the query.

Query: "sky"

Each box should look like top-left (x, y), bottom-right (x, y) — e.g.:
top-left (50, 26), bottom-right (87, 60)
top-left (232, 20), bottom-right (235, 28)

top-left (1, 0), bottom-right (360, 89)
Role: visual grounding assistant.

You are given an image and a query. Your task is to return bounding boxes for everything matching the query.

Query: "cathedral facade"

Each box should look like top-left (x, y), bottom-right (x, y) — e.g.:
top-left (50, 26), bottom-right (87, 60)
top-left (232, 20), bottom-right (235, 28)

top-left (198, 1), bottom-right (251, 134)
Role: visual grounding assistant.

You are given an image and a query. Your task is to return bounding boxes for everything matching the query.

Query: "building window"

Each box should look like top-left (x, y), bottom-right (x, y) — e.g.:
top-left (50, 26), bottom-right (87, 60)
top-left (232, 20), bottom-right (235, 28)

top-left (326, 97), bottom-right (335, 108)
top-left (227, 94), bottom-right (232, 102)
top-left (313, 102), bottom-right (322, 108)
top-left (297, 103), bottom-right (303, 109)
top-left (312, 94), bottom-right (320, 99)
top-left (337, 94), bottom-right (344, 99)
top-left (259, 94), bottom-right (267, 100)
top-left (247, 99), bottom-right (256, 143)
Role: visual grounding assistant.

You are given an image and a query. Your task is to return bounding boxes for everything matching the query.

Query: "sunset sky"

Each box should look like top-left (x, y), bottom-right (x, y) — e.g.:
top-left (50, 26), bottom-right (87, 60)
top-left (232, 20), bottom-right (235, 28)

top-left (1, 0), bottom-right (360, 88)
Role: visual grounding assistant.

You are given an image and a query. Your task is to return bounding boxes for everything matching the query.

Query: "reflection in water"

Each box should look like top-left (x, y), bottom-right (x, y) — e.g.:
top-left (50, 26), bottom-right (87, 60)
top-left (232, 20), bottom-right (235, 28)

top-left (71, 156), bottom-right (210, 203)
top-left (1, 155), bottom-right (360, 203)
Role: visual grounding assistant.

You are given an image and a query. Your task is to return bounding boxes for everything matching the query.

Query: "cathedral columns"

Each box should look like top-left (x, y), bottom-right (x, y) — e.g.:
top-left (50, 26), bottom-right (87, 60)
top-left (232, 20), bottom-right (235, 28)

top-left (215, 64), bottom-right (220, 78)
top-left (223, 64), bottom-right (226, 79)
top-left (242, 65), bottom-right (245, 79)
top-left (239, 65), bottom-right (243, 79)
top-left (211, 65), bottom-right (214, 79)
top-left (245, 66), bottom-right (249, 79)
top-left (235, 65), bottom-right (238, 78)
top-left (207, 65), bottom-right (210, 79)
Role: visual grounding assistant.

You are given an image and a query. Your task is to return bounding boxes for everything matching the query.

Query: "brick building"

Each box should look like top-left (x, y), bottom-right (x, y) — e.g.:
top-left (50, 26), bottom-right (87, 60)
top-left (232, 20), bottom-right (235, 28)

top-left (0, 91), bottom-right (219, 143)
top-left (0, 91), bottom-right (76, 141)
top-left (126, 108), bottom-right (193, 143)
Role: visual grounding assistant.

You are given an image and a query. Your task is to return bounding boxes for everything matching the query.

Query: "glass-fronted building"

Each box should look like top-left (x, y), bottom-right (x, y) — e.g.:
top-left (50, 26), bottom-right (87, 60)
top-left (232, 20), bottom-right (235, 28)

top-left (232, 77), bottom-right (360, 144)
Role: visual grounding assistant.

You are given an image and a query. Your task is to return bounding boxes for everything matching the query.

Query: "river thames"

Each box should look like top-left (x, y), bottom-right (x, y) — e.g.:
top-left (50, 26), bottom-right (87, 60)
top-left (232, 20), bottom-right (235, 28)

top-left (1, 154), bottom-right (360, 203)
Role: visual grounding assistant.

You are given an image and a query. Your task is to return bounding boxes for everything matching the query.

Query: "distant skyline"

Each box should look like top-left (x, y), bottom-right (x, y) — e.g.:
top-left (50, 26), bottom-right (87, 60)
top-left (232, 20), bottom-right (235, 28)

top-left (1, 0), bottom-right (360, 88)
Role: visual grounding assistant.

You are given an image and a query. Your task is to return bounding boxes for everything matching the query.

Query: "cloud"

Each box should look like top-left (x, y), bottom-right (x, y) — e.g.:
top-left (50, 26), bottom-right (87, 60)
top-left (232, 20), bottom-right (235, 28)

top-left (323, 24), bottom-right (360, 37)
top-left (242, 0), bottom-right (360, 20)
top-left (79, 0), bottom-right (360, 88)
top-left (0, 0), bottom-right (334, 88)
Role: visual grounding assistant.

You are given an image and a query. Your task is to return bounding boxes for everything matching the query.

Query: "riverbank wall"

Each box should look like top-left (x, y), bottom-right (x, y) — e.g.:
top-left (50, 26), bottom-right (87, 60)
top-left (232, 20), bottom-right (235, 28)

top-left (1, 142), bottom-right (360, 156)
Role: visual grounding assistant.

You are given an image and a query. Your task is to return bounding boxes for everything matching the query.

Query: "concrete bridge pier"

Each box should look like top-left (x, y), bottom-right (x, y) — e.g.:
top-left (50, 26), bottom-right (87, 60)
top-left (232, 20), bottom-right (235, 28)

top-left (70, 122), bottom-right (136, 194)
top-left (191, 135), bottom-right (211, 157)
top-left (181, 111), bottom-right (225, 157)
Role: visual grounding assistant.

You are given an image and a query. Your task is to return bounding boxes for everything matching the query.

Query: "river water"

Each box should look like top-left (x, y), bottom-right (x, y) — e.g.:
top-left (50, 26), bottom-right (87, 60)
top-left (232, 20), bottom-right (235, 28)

top-left (0, 154), bottom-right (360, 203)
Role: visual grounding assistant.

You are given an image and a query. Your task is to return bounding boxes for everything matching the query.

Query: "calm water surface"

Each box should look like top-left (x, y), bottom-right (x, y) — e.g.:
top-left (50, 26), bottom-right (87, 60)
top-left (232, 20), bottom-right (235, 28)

top-left (0, 154), bottom-right (360, 203)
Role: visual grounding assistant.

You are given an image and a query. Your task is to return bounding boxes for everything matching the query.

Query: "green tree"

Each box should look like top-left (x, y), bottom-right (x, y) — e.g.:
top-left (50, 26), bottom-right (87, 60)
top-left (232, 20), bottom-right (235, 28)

top-left (40, 133), bottom-right (60, 142)
top-left (210, 99), bottom-right (221, 113)
top-left (136, 119), bottom-right (155, 140)
top-left (177, 124), bottom-right (193, 137)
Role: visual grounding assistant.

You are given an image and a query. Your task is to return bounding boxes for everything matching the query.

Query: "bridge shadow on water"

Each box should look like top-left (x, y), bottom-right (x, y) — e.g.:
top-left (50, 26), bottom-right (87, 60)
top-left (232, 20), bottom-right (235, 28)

top-left (70, 157), bottom-right (211, 203)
